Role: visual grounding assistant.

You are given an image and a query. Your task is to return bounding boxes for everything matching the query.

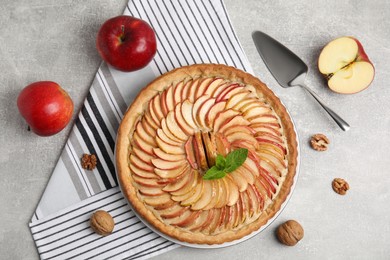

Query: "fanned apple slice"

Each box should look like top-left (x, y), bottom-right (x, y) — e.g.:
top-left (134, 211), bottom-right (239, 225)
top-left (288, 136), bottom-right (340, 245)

top-left (246, 185), bottom-right (258, 217)
top-left (186, 78), bottom-right (200, 103)
top-left (256, 138), bottom-right (286, 158)
top-left (170, 169), bottom-right (198, 196)
top-left (153, 148), bottom-right (186, 162)
top-left (247, 114), bottom-right (278, 124)
top-left (222, 125), bottom-right (254, 137)
top-left (196, 97), bottom-right (216, 129)
top-left (132, 175), bottom-right (161, 187)
top-left (173, 81), bottom-right (184, 105)
top-left (193, 131), bottom-right (208, 171)
top-left (202, 132), bottom-right (217, 168)
top-left (138, 186), bottom-right (165, 196)
top-left (161, 118), bottom-right (182, 143)
top-left (215, 133), bottom-right (230, 156)
top-left (129, 163), bottom-right (156, 179)
top-left (191, 180), bottom-right (214, 210)
top-left (148, 99), bottom-right (161, 128)
top-left (225, 131), bottom-right (257, 146)
top-left (166, 111), bottom-right (188, 141)
top-left (243, 106), bottom-right (272, 119)
top-left (215, 178), bottom-right (229, 208)
top-left (184, 136), bottom-right (198, 169)
top-left (160, 89), bottom-right (169, 117)
top-left (132, 145), bottom-right (153, 165)
top-left (135, 121), bottom-right (157, 146)
top-left (205, 101), bottom-right (226, 128)
top-left (252, 124), bottom-right (282, 137)
top-left (192, 95), bottom-right (210, 128)
top-left (217, 84), bottom-right (245, 102)
top-left (181, 100), bottom-right (197, 129)
top-left (255, 131), bottom-right (284, 144)
top-left (236, 166), bottom-right (255, 185)
top-left (225, 90), bottom-right (252, 109)
top-left (203, 180), bottom-right (221, 210)
top-left (208, 82), bottom-right (231, 98)
top-left (152, 94), bottom-right (164, 123)
top-left (155, 136), bottom-right (183, 155)
top-left (155, 163), bottom-right (189, 179)
top-left (225, 176), bottom-right (240, 206)
top-left (162, 169), bottom-right (191, 192)
top-left (213, 109), bottom-right (240, 133)
top-left (141, 116), bottom-right (156, 137)
top-left (253, 176), bottom-right (272, 201)
top-left (218, 115), bottom-right (250, 134)
top-left (143, 193), bottom-right (172, 207)
top-left (174, 103), bottom-right (195, 136)
top-left (133, 132), bottom-right (156, 156)
top-left (240, 100), bottom-right (269, 114)
top-left (190, 209), bottom-right (214, 232)
top-left (171, 211), bottom-right (202, 228)
top-left (203, 78), bottom-right (224, 96)
top-left (130, 154), bottom-right (154, 172)
top-left (215, 83), bottom-right (239, 102)
top-left (231, 97), bottom-right (258, 111)
top-left (164, 85), bottom-right (175, 112)
top-left (181, 179), bottom-right (204, 206)
top-left (180, 80), bottom-right (193, 101)
top-left (157, 129), bottom-right (181, 146)
top-left (208, 208), bottom-right (222, 233)
top-left (143, 109), bottom-right (159, 130)
top-left (160, 204), bottom-right (189, 219)
top-left (228, 170), bottom-right (248, 192)
top-left (224, 205), bottom-right (236, 229)
top-left (152, 158), bottom-right (186, 170)
top-left (195, 78), bottom-right (214, 99)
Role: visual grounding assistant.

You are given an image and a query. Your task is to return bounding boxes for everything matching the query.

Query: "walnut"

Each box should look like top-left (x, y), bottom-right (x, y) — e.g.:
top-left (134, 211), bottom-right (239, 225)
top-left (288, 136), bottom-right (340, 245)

top-left (332, 178), bottom-right (349, 195)
top-left (276, 220), bottom-right (304, 246)
top-left (90, 210), bottom-right (115, 236)
top-left (81, 154), bottom-right (97, 170)
top-left (310, 134), bottom-right (330, 151)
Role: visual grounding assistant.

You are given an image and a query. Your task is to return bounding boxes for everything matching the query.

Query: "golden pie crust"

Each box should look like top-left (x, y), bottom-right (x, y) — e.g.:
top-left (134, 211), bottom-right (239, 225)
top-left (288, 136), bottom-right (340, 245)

top-left (116, 64), bottom-right (298, 245)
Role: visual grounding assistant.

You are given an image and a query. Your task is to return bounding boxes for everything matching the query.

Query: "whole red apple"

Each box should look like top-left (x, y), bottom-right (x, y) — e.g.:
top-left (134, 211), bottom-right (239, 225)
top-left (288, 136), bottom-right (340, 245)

top-left (96, 15), bottom-right (157, 72)
top-left (17, 81), bottom-right (74, 136)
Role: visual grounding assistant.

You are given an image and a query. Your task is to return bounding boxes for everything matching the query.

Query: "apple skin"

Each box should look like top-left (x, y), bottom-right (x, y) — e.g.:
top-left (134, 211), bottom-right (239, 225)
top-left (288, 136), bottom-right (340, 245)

top-left (318, 36), bottom-right (375, 94)
top-left (17, 81), bottom-right (74, 136)
top-left (96, 15), bottom-right (157, 72)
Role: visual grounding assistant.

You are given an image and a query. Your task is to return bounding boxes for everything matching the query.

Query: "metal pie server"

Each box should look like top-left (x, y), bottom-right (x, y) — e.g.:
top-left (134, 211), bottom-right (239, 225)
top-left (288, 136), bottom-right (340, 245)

top-left (252, 31), bottom-right (350, 131)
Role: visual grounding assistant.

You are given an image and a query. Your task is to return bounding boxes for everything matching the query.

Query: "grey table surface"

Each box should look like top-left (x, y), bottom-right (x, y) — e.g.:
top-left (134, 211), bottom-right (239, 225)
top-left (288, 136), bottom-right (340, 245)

top-left (1, 0), bottom-right (390, 259)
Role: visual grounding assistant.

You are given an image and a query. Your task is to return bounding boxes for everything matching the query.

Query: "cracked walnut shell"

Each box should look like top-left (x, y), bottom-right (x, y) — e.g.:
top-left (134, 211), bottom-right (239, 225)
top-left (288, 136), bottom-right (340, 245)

top-left (276, 220), bottom-right (304, 246)
top-left (90, 210), bottom-right (115, 236)
top-left (310, 134), bottom-right (330, 151)
top-left (332, 178), bottom-right (350, 195)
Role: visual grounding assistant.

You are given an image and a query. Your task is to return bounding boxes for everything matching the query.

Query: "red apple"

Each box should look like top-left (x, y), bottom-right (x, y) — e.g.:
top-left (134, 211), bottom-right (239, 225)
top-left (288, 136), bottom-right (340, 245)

top-left (96, 15), bottom-right (157, 72)
top-left (318, 36), bottom-right (375, 94)
top-left (17, 81), bottom-right (73, 136)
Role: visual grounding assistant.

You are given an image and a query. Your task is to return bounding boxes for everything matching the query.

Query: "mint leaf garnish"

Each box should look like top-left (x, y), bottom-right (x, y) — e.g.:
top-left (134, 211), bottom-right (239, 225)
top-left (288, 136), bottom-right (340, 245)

top-left (225, 148), bottom-right (248, 173)
top-left (203, 166), bottom-right (226, 180)
top-left (215, 154), bottom-right (226, 169)
top-left (202, 148), bottom-right (248, 180)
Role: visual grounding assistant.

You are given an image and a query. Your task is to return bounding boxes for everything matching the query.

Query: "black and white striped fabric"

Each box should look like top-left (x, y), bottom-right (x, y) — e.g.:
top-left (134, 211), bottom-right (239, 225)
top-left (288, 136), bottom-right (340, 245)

top-left (30, 0), bottom-right (253, 258)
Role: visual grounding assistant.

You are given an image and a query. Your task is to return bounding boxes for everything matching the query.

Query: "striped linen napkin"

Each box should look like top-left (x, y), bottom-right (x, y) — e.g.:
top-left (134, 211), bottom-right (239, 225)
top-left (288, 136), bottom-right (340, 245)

top-left (30, 0), bottom-right (253, 259)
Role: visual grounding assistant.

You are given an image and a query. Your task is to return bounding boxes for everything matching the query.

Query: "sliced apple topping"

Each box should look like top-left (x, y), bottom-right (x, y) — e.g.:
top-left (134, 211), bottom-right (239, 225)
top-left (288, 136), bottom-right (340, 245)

top-left (127, 75), bottom-right (291, 235)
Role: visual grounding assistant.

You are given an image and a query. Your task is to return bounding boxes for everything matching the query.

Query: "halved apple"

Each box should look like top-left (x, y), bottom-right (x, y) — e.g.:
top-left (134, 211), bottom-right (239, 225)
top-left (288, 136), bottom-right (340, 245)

top-left (318, 36), bottom-right (375, 94)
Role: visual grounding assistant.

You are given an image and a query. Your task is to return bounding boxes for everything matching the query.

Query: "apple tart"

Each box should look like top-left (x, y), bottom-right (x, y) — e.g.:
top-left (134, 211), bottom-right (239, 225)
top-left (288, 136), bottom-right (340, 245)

top-left (116, 64), bottom-right (298, 245)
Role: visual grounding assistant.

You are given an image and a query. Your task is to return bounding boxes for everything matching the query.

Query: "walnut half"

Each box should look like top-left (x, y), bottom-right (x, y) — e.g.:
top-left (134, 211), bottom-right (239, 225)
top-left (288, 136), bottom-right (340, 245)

top-left (276, 220), bottom-right (304, 246)
top-left (332, 178), bottom-right (350, 195)
top-left (310, 134), bottom-right (330, 151)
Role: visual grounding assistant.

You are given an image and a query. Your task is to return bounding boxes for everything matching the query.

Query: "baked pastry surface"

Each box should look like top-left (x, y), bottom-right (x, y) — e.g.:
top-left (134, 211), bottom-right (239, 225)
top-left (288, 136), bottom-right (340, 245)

top-left (116, 64), bottom-right (298, 244)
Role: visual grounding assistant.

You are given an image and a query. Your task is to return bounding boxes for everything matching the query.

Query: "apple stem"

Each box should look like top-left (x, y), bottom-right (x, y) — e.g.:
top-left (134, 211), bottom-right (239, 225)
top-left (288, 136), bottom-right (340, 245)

top-left (27, 126), bottom-right (31, 131)
top-left (120, 25), bottom-right (125, 42)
